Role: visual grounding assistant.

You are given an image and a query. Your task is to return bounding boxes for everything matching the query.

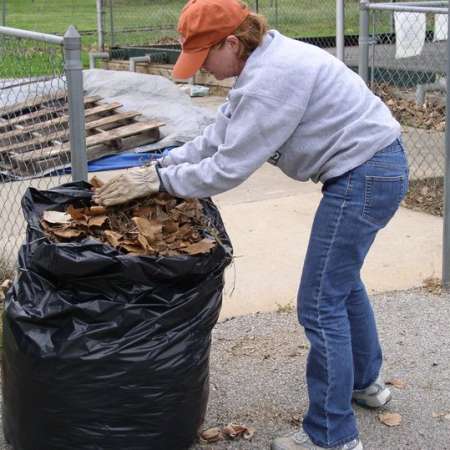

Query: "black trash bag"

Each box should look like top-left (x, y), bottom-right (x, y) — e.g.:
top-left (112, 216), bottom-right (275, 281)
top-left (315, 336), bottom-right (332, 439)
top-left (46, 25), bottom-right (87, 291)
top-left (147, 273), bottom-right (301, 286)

top-left (2, 181), bottom-right (233, 450)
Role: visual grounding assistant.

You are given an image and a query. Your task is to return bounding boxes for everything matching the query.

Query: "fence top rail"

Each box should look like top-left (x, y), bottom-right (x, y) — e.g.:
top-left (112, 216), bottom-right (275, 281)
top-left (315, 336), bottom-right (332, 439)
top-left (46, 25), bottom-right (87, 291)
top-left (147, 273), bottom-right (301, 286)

top-left (390, 1), bottom-right (448, 5)
top-left (365, 3), bottom-right (448, 13)
top-left (0, 26), bottom-right (63, 45)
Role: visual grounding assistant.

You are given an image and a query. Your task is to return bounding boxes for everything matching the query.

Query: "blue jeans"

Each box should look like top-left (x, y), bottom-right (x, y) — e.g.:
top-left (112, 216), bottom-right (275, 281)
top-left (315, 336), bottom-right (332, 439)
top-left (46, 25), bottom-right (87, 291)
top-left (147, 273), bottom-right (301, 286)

top-left (297, 138), bottom-right (409, 448)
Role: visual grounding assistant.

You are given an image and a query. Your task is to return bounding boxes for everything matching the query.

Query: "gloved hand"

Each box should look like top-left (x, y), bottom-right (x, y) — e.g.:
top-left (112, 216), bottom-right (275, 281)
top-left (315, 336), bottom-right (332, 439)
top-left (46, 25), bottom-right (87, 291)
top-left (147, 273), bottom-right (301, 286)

top-left (93, 164), bottom-right (161, 206)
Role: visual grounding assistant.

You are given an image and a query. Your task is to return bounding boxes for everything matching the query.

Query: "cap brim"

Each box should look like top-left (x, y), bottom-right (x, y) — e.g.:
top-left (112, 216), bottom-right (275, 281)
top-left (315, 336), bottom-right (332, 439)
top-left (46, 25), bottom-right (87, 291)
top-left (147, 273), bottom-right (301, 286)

top-left (172, 48), bottom-right (209, 80)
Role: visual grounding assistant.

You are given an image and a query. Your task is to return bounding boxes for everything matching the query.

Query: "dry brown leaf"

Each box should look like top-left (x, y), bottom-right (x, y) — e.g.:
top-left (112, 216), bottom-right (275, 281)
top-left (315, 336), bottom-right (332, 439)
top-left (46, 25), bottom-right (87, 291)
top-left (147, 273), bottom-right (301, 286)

top-left (132, 217), bottom-right (163, 242)
top-left (199, 427), bottom-right (222, 443)
top-left (133, 206), bottom-right (153, 218)
top-left (184, 238), bottom-right (215, 255)
top-left (67, 205), bottom-right (86, 221)
top-left (52, 228), bottom-right (84, 239)
top-left (104, 230), bottom-right (122, 248)
top-left (86, 206), bottom-right (107, 216)
top-left (243, 427), bottom-right (256, 440)
top-left (423, 276), bottom-right (442, 295)
top-left (222, 423), bottom-right (246, 439)
top-left (386, 378), bottom-right (407, 389)
top-left (163, 221), bottom-right (179, 234)
top-left (378, 412), bottom-right (402, 427)
top-left (120, 244), bottom-right (146, 255)
top-left (222, 423), bottom-right (255, 441)
top-left (43, 210), bottom-right (71, 224)
top-left (137, 234), bottom-right (155, 252)
top-left (89, 175), bottom-right (104, 188)
top-left (88, 215), bottom-right (108, 228)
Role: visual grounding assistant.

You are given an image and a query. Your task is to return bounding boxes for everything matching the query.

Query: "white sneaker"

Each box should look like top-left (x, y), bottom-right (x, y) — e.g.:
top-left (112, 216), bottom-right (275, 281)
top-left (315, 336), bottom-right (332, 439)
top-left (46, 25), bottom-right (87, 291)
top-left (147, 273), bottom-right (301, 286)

top-left (352, 377), bottom-right (392, 408)
top-left (271, 430), bottom-right (363, 450)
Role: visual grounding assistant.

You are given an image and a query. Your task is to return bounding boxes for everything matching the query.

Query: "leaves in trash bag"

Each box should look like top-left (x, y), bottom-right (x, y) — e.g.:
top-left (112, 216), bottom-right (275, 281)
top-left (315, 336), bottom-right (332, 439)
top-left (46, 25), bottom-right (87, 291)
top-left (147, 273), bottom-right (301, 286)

top-left (88, 215), bottom-right (108, 228)
top-left (52, 228), bottom-right (85, 239)
top-left (199, 427), bottom-right (223, 444)
top-left (86, 205), bottom-right (107, 216)
top-left (378, 412), bottom-right (402, 427)
top-left (132, 217), bottom-right (163, 242)
top-left (42, 210), bottom-right (71, 224)
top-left (41, 193), bottom-right (218, 257)
top-left (104, 230), bottom-right (122, 248)
top-left (386, 378), bottom-right (407, 389)
top-left (184, 238), bottom-right (216, 255)
top-left (67, 204), bottom-right (86, 221)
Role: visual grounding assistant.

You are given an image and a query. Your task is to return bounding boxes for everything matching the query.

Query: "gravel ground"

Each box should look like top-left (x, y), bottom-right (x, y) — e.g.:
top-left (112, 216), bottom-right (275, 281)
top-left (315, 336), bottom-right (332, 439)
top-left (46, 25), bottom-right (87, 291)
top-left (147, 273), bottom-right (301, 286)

top-left (1, 289), bottom-right (449, 450)
top-left (191, 289), bottom-right (450, 450)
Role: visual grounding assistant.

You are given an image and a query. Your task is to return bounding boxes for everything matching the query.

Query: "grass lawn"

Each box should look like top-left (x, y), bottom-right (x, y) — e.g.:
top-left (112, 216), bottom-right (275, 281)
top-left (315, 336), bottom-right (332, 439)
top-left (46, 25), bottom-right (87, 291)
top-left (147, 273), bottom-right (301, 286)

top-left (1, 0), bottom-right (372, 78)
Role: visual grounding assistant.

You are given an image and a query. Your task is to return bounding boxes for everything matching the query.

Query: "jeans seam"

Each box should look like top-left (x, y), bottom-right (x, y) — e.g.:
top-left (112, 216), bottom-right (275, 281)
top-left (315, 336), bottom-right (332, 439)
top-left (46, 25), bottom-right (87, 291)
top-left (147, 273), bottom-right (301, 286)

top-left (315, 173), bottom-right (352, 446)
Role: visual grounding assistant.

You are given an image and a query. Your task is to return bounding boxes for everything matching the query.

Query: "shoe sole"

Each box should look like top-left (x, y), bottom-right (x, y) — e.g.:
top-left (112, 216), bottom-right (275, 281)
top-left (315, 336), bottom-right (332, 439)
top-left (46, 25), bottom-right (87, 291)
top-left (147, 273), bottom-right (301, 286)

top-left (353, 389), bottom-right (392, 408)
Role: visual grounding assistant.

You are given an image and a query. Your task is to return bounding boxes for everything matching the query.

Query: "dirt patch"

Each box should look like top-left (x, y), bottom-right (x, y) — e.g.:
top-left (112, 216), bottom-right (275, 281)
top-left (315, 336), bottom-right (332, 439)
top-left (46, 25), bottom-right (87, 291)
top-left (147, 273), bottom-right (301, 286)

top-left (403, 177), bottom-right (443, 217)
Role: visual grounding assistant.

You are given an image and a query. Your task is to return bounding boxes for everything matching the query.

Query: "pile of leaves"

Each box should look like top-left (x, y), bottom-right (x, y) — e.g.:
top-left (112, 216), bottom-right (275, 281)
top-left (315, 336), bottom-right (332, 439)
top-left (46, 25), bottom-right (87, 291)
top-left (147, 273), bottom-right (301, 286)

top-left (40, 190), bottom-right (217, 257)
top-left (375, 83), bottom-right (446, 132)
top-left (403, 177), bottom-right (443, 217)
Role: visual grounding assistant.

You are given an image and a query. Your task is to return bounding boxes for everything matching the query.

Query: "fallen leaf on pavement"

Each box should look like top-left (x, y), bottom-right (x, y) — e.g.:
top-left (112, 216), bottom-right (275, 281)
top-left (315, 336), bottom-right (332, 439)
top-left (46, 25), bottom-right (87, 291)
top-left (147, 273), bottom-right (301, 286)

top-left (222, 423), bottom-right (256, 440)
top-left (386, 378), bottom-right (407, 389)
top-left (244, 427), bottom-right (256, 440)
top-left (432, 412), bottom-right (450, 420)
top-left (223, 423), bottom-right (248, 439)
top-left (199, 427), bottom-right (222, 444)
top-left (423, 276), bottom-right (442, 295)
top-left (379, 412), bottom-right (402, 427)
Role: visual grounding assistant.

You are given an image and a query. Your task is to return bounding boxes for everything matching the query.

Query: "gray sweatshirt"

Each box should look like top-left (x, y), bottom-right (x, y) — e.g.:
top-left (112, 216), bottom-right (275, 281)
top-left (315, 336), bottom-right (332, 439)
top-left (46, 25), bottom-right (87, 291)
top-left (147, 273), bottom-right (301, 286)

top-left (158, 30), bottom-right (401, 198)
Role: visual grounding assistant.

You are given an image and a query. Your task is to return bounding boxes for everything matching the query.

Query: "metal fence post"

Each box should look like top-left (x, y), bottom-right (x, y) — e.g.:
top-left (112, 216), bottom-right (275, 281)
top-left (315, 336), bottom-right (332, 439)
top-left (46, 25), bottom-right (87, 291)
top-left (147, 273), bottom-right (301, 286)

top-left (2, 0), bottom-right (6, 26)
top-left (63, 25), bottom-right (88, 182)
top-left (336, 0), bottom-right (345, 61)
top-left (109, 0), bottom-right (115, 48)
top-left (96, 0), bottom-right (105, 51)
top-left (443, 7), bottom-right (450, 289)
top-left (359, 0), bottom-right (370, 83)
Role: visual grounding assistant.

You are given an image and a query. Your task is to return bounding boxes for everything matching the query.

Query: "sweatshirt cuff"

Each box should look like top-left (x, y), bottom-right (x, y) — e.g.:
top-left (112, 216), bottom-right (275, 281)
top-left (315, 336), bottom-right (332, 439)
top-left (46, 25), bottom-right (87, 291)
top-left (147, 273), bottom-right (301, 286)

top-left (154, 164), bottom-right (167, 192)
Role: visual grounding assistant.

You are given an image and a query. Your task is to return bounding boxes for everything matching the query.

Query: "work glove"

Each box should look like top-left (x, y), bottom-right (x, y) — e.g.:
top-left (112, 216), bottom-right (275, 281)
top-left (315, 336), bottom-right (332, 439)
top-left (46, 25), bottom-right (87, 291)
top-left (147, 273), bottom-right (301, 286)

top-left (93, 163), bottom-right (161, 207)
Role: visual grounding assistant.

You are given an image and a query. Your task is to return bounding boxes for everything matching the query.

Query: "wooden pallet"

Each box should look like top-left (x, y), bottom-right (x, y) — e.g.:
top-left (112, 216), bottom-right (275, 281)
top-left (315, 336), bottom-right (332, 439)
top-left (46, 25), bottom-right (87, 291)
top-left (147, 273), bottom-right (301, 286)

top-left (0, 92), bottom-right (164, 177)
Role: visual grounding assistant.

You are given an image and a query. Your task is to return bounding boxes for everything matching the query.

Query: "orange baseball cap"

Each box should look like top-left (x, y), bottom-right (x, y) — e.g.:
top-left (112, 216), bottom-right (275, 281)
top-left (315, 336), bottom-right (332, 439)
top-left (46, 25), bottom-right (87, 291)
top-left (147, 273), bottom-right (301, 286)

top-left (173, 0), bottom-right (250, 79)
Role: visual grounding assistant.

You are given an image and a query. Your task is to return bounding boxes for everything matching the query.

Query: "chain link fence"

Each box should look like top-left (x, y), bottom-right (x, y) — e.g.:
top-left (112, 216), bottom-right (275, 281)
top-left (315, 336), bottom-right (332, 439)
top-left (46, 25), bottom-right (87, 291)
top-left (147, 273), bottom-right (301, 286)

top-left (358, 0), bottom-right (450, 282)
top-left (100, 0), bottom-right (361, 51)
top-left (0, 26), bottom-right (86, 280)
top-left (360, 2), bottom-right (447, 191)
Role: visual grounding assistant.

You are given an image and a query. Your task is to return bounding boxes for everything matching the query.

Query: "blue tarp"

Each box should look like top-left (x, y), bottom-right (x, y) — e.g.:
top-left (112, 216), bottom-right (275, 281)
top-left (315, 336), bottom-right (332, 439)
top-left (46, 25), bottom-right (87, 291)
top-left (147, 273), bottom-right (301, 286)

top-left (71, 147), bottom-right (175, 174)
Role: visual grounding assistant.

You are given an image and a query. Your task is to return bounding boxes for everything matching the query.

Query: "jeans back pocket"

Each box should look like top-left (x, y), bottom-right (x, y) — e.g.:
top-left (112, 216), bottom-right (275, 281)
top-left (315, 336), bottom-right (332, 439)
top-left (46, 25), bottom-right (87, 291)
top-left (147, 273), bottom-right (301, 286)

top-left (362, 175), bottom-right (407, 227)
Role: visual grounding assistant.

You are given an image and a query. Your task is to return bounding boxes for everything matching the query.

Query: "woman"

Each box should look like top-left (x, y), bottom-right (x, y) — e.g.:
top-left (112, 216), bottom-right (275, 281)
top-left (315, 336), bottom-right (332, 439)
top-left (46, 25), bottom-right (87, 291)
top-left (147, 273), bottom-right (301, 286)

top-left (94, 1), bottom-right (409, 449)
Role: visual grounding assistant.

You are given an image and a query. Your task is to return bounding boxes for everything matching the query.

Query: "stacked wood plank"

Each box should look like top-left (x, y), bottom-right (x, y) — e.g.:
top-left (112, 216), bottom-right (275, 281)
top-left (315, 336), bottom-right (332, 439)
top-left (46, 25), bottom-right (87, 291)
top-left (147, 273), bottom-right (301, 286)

top-left (0, 92), bottom-right (163, 177)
